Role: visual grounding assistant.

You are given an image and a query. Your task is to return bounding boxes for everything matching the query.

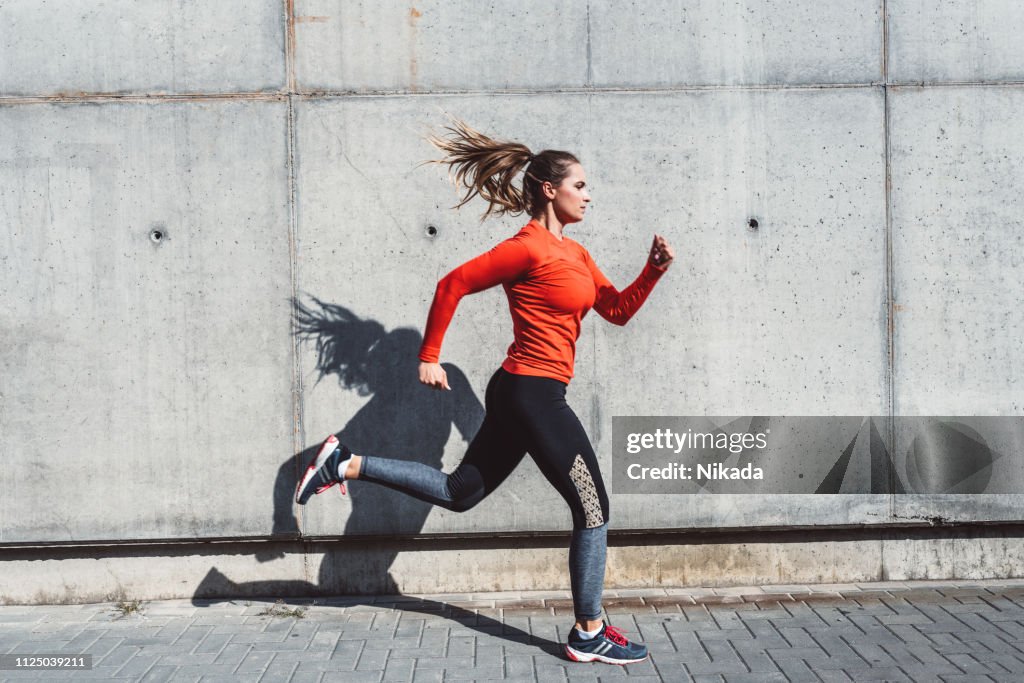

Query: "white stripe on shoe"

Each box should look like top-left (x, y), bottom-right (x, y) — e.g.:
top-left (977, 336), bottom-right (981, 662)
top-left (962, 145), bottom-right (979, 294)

top-left (296, 436), bottom-right (339, 503)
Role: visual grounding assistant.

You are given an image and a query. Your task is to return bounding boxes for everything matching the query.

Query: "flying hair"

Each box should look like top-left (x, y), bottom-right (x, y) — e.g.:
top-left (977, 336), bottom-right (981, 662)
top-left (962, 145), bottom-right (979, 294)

top-left (426, 117), bottom-right (580, 221)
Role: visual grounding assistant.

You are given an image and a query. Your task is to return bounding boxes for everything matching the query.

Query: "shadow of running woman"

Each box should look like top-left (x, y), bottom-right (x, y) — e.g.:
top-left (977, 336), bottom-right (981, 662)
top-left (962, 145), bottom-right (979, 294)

top-left (290, 295), bottom-right (484, 588)
top-left (192, 298), bottom-right (561, 652)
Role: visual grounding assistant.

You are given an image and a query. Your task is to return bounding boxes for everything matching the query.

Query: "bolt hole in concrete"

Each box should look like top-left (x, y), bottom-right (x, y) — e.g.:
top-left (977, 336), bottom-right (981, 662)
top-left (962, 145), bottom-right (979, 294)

top-left (426, 224), bottom-right (438, 237)
top-left (150, 228), bottom-right (167, 244)
top-left (747, 218), bottom-right (759, 230)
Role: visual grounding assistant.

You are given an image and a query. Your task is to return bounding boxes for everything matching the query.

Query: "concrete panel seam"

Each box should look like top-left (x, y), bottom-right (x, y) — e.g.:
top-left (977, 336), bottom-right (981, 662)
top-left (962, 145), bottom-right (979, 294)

top-left (882, 0), bottom-right (897, 523)
top-left (880, 0), bottom-right (888, 83)
top-left (284, 0), bottom-right (296, 94)
top-left (282, 0), bottom-right (305, 561)
top-left (887, 80), bottom-right (1024, 88)
top-left (585, 1), bottom-right (593, 88)
top-left (0, 84), bottom-right (892, 107)
top-left (8, 82), bottom-right (1024, 107)
top-left (286, 94), bottom-right (306, 536)
top-left (290, 83), bottom-right (888, 98)
top-left (0, 93), bottom-right (289, 105)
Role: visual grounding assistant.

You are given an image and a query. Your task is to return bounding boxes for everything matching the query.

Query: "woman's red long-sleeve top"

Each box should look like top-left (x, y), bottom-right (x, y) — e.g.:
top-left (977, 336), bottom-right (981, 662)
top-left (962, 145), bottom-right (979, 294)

top-left (418, 219), bottom-right (666, 384)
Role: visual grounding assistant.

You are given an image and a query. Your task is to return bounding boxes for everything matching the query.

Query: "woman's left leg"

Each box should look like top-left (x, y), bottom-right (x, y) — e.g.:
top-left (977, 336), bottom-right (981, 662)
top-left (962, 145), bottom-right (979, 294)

top-left (568, 524), bottom-right (608, 628)
top-left (502, 376), bottom-right (647, 663)
top-left (504, 376), bottom-right (610, 623)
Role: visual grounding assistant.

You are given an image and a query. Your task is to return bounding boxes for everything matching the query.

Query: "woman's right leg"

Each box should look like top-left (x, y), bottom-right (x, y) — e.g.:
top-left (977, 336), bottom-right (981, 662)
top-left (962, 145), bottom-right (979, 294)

top-left (357, 426), bottom-right (520, 511)
top-left (338, 369), bottom-right (528, 512)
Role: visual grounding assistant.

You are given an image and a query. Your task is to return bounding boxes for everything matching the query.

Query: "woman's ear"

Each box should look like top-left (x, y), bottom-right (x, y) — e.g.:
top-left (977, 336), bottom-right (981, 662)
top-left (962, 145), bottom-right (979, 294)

top-left (541, 180), bottom-right (557, 201)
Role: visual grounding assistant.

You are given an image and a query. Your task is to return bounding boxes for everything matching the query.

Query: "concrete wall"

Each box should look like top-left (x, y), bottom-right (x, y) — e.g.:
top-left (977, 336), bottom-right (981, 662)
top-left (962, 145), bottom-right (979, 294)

top-left (2, 1), bottom-right (1023, 598)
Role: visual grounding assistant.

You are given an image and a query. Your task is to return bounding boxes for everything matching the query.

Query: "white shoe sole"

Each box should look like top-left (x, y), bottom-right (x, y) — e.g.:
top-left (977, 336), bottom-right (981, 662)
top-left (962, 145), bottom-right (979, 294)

top-left (295, 435), bottom-right (339, 504)
top-left (564, 644), bottom-right (648, 665)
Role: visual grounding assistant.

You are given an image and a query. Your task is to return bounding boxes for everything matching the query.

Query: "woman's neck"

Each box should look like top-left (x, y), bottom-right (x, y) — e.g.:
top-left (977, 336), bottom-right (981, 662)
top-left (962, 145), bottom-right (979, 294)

top-left (533, 209), bottom-right (565, 241)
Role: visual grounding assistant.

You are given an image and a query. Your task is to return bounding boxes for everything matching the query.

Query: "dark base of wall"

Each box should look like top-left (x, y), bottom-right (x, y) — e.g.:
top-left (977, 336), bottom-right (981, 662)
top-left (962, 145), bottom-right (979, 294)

top-left (3, 523), bottom-right (1023, 605)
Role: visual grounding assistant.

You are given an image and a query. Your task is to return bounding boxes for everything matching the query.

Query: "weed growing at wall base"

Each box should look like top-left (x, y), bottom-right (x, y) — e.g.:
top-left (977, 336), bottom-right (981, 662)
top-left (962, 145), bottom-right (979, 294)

top-left (111, 600), bottom-right (142, 619)
top-left (258, 599), bottom-right (307, 619)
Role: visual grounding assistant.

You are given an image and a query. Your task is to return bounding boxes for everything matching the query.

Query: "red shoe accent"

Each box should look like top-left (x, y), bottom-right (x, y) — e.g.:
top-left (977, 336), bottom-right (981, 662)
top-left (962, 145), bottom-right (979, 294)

top-left (564, 645), bottom-right (581, 662)
top-left (338, 482), bottom-right (347, 496)
top-left (604, 625), bottom-right (629, 646)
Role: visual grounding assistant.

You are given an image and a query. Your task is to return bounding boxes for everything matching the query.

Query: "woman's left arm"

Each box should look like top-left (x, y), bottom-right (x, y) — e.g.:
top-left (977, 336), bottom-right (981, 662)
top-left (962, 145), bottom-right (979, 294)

top-left (586, 234), bottom-right (674, 326)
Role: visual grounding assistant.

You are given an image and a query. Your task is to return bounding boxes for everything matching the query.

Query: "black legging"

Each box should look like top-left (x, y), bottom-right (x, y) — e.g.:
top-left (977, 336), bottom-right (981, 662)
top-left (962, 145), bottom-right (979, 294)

top-left (359, 367), bottom-right (610, 619)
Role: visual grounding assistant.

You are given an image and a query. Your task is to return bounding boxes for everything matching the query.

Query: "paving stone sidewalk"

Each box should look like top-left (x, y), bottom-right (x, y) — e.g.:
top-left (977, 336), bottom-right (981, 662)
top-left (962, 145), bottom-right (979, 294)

top-left (2, 579), bottom-right (1024, 682)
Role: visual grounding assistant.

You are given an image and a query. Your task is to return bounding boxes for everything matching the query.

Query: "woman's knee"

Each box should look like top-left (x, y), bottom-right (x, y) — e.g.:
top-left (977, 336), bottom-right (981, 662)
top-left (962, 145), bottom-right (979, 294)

top-left (568, 495), bottom-right (609, 529)
top-left (445, 466), bottom-right (486, 513)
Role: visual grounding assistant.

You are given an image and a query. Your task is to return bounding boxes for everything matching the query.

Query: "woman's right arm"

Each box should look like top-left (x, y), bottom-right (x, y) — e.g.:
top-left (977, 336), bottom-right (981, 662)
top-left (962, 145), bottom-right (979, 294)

top-left (418, 235), bottom-right (533, 389)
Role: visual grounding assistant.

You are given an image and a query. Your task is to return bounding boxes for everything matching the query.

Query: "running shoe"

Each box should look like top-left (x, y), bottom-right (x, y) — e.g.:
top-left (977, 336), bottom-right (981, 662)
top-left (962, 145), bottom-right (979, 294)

top-left (565, 623), bottom-right (649, 665)
top-left (295, 435), bottom-right (351, 504)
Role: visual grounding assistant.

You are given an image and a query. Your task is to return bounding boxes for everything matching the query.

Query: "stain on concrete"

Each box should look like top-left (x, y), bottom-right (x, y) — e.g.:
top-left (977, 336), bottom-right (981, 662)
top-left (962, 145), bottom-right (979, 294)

top-left (408, 6), bottom-right (421, 90)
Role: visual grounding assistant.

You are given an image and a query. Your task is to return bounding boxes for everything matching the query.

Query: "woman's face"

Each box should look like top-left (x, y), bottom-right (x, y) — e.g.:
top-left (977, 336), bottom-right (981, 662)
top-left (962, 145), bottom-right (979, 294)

top-left (549, 163), bottom-right (591, 224)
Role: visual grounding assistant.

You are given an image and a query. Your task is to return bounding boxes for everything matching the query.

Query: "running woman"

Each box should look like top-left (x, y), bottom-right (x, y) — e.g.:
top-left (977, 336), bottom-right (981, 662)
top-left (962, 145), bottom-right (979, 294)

top-left (296, 119), bottom-right (674, 665)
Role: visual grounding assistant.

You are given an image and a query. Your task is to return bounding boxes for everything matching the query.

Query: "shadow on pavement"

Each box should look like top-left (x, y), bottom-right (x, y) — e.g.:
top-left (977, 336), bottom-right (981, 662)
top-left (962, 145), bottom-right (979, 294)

top-left (192, 567), bottom-right (563, 657)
